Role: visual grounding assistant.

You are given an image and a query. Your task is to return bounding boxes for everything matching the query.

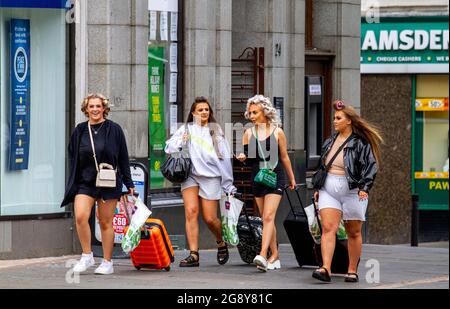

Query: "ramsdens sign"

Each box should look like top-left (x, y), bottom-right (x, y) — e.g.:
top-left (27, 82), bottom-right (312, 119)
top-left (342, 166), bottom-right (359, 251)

top-left (362, 30), bottom-right (449, 51)
top-left (361, 17), bottom-right (449, 74)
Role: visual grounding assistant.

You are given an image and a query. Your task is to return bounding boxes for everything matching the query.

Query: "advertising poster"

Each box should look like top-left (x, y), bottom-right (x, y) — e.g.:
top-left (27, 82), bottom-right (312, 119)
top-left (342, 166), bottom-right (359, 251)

top-left (9, 19), bottom-right (31, 171)
top-left (149, 46), bottom-right (167, 189)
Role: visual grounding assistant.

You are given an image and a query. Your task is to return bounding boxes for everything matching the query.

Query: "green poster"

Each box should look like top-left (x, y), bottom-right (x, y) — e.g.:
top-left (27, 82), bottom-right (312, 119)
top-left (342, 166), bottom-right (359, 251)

top-left (149, 46), bottom-right (167, 189)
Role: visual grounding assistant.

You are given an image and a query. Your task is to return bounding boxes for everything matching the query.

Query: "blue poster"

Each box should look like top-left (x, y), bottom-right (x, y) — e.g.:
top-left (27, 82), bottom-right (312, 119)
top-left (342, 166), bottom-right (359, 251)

top-left (0, 0), bottom-right (67, 9)
top-left (9, 19), bottom-right (31, 171)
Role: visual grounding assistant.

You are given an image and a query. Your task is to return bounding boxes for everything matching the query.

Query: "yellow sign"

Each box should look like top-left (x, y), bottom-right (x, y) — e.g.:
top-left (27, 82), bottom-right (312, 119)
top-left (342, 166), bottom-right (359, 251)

top-left (415, 172), bottom-right (449, 179)
top-left (429, 181), bottom-right (449, 190)
top-left (415, 98), bottom-right (449, 111)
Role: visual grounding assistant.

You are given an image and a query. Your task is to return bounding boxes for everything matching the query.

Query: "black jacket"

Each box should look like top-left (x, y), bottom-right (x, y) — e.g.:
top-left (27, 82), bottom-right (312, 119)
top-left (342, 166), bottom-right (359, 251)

top-left (315, 133), bottom-right (378, 193)
top-left (61, 120), bottom-right (134, 207)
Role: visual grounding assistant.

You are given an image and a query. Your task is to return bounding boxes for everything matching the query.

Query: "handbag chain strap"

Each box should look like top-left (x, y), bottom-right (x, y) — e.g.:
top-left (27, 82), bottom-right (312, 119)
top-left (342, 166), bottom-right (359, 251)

top-left (88, 122), bottom-right (100, 173)
top-left (252, 126), bottom-right (278, 171)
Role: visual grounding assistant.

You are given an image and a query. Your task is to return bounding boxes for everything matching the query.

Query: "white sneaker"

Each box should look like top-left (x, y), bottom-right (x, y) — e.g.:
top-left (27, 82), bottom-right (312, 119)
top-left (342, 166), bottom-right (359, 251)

top-left (95, 259), bottom-right (114, 275)
top-left (253, 255), bottom-right (268, 272)
top-left (267, 259), bottom-right (281, 270)
top-left (73, 252), bottom-right (95, 273)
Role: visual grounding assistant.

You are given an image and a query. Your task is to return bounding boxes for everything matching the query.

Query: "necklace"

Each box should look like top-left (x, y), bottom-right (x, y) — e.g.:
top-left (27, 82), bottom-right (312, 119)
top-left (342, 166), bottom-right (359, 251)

top-left (91, 121), bottom-right (105, 135)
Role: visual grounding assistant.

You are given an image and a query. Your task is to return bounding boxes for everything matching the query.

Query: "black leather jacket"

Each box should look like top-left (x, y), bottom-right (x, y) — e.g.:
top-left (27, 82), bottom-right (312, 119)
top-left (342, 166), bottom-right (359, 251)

top-left (316, 133), bottom-right (378, 193)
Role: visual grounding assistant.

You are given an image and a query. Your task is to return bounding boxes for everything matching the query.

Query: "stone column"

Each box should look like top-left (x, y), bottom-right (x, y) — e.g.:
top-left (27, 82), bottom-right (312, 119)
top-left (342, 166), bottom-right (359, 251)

top-left (184, 0), bottom-right (233, 127)
top-left (313, 0), bottom-right (361, 111)
top-left (86, 0), bottom-right (149, 158)
top-left (232, 0), bottom-right (306, 150)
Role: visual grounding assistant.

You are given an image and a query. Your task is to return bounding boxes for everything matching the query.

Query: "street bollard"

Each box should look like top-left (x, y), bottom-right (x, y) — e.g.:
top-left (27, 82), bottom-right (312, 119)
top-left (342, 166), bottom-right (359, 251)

top-left (411, 194), bottom-right (419, 247)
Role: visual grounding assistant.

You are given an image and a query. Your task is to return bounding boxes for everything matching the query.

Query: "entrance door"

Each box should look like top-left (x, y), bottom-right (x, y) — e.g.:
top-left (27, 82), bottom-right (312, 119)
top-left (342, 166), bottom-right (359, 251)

top-left (305, 56), bottom-right (333, 170)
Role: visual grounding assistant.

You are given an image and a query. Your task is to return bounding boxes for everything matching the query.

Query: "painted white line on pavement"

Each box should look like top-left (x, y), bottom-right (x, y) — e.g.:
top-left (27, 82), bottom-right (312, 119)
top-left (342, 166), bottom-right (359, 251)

top-left (0, 256), bottom-right (78, 270)
top-left (368, 276), bottom-right (449, 289)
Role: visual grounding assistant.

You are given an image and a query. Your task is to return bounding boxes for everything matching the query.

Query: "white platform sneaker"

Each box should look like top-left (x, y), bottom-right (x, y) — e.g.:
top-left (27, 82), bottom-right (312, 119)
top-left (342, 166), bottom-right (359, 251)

top-left (253, 255), bottom-right (268, 272)
top-left (73, 252), bottom-right (95, 273)
top-left (267, 259), bottom-right (281, 270)
top-left (95, 259), bottom-right (114, 275)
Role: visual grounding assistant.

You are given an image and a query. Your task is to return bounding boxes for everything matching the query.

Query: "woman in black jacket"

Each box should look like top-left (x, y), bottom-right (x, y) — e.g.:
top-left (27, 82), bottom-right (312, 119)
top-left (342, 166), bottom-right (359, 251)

top-left (312, 100), bottom-right (383, 283)
top-left (61, 93), bottom-right (135, 275)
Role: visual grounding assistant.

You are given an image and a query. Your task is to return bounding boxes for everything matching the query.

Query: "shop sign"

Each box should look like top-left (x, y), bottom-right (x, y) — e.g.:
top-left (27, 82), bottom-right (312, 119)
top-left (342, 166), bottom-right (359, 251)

top-left (361, 18), bottom-right (449, 74)
top-left (9, 19), bottom-right (31, 171)
top-left (415, 178), bottom-right (449, 210)
top-left (415, 98), bottom-right (449, 112)
top-left (149, 46), bottom-right (167, 189)
top-left (0, 0), bottom-right (67, 8)
top-left (415, 172), bottom-right (449, 179)
top-left (148, 0), bottom-right (178, 12)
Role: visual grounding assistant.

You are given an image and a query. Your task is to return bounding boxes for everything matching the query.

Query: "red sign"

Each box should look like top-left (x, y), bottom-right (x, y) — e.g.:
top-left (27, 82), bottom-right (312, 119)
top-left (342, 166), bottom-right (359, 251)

top-left (113, 214), bottom-right (128, 234)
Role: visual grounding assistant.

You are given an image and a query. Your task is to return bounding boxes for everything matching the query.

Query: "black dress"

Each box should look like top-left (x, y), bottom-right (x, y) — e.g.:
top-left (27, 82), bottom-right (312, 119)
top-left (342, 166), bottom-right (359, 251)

top-left (61, 120), bottom-right (134, 206)
top-left (74, 122), bottom-right (122, 201)
top-left (245, 129), bottom-right (287, 197)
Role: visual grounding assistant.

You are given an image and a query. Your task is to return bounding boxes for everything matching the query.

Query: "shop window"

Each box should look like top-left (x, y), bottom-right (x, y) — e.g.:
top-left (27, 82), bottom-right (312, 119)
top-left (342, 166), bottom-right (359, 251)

top-left (414, 75), bottom-right (449, 211)
top-left (0, 8), bottom-right (67, 215)
top-left (148, 1), bottom-right (182, 192)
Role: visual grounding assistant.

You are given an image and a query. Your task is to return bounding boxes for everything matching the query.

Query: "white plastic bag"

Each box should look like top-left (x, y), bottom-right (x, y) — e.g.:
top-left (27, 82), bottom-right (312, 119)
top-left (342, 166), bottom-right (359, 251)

top-left (304, 203), bottom-right (347, 245)
top-left (121, 196), bottom-right (152, 253)
top-left (220, 194), bottom-right (244, 246)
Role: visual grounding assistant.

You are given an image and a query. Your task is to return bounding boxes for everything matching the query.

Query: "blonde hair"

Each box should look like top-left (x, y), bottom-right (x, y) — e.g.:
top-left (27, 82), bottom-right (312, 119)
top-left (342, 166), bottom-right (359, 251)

top-left (244, 95), bottom-right (282, 127)
top-left (334, 100), bottom-right (384, 164)
top-left (81, 93), bottom-right (111, 118)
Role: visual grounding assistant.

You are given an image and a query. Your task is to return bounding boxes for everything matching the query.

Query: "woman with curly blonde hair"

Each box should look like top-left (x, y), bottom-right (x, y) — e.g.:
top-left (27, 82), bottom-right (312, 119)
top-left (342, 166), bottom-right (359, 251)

top-left (61, 93), bottom-right (135, 275)
top-left (237, 95), bottom-right (296, 272)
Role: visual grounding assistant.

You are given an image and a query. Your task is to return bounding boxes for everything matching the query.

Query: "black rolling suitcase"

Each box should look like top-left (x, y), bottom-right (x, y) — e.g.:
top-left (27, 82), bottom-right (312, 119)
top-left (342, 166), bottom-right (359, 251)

top-left (283, 186), bottom-right (349, 274)
top-left (283, 186), bottom-right (319, 267)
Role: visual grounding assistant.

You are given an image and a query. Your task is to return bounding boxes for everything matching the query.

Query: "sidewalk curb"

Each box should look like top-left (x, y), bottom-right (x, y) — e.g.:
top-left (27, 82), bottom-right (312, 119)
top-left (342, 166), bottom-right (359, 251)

top-left (0, 255), bottom-right (79, 270)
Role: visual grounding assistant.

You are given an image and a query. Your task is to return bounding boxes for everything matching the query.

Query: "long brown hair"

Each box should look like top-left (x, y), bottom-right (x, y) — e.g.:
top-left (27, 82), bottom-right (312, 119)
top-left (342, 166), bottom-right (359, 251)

top-left (186, 97), bottom-right (224, 159)
top-left (334, 100), bottom-right (384, 163)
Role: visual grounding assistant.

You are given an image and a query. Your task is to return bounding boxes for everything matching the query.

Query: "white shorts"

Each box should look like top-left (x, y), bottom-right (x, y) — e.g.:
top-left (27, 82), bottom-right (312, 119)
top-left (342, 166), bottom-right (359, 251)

top-left (181, 175), bottom-right (222, 201)
top-left (318, 174), bottom-right (368, 222)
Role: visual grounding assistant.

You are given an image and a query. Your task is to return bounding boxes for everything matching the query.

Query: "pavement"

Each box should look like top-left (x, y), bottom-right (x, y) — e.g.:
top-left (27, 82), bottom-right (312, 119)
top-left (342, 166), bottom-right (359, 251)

top-left (0, 242), bottom-right (448, 290)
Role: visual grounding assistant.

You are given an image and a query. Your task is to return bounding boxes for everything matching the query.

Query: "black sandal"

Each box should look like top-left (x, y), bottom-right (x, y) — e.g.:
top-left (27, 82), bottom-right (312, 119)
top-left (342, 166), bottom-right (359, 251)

top-left (179, 251), bottom-right (199, 267)
top-left (344, 272), bottom-right (359, 283)
top-left (216, 241), bottom-right (229, 265)
top-left (312, 267), bottom-right (331, 282)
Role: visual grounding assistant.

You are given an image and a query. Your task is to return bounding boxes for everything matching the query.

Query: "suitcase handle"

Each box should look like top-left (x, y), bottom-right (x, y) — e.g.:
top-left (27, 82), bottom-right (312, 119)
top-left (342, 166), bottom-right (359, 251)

top-left (311, 197), bottom-right (323, 234)
top-left (283, 184), bottom-right (306, 219)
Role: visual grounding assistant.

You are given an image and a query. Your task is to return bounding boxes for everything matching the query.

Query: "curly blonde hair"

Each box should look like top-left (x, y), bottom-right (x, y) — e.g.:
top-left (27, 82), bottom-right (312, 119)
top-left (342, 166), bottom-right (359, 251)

top-left (244, 95), bottom-right (282, 127)
top-left (81, 93), bottom-right (111, 118)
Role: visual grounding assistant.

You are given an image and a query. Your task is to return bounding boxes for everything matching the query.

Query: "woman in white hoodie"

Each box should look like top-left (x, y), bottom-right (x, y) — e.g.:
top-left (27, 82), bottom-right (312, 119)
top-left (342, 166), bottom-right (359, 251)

top-left (165, 97), bottom-right (237, 267)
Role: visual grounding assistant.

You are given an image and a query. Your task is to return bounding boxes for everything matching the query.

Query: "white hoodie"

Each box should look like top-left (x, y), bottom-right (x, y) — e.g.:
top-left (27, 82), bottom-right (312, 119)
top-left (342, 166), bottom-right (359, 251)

top-left (164, 123), bottom-right (237, 194)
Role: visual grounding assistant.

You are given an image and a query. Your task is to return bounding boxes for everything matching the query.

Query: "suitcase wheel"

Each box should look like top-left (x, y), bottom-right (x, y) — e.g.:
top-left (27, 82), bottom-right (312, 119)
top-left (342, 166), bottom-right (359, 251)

top-left (165, 266), bottom-right (171, 272)
top-left (135, 266), bottom-right (141, 271)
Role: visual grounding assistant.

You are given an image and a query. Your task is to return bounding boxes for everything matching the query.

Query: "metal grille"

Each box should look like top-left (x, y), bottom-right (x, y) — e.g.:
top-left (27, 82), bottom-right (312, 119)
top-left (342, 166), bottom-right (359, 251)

top-left (231, 47), bottom-right (264, 216)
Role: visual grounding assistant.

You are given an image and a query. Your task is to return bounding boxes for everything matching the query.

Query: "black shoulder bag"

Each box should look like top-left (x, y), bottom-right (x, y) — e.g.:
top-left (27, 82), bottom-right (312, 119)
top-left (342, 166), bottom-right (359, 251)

top-left (311, 135), bottom-right (352, 190)
top-left (161, 125), bottom-right (192, 184)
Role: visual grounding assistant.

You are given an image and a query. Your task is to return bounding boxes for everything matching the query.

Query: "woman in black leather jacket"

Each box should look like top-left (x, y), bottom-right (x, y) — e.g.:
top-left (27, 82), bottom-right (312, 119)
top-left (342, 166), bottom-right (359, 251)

top-left (312, 100), bottom-right (383, 283)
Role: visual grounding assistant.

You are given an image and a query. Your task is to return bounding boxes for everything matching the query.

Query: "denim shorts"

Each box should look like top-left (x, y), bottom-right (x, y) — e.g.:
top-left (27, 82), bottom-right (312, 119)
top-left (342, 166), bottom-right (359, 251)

top-left (318, 174), bottom-right (368, 221)
top-left (181, 175), bottom-right (222, 201)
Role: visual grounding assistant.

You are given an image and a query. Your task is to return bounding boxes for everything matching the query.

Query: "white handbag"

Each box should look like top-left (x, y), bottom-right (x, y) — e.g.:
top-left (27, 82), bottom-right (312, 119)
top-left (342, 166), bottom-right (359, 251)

top-left (88, 122), bottom-right (117, 188)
